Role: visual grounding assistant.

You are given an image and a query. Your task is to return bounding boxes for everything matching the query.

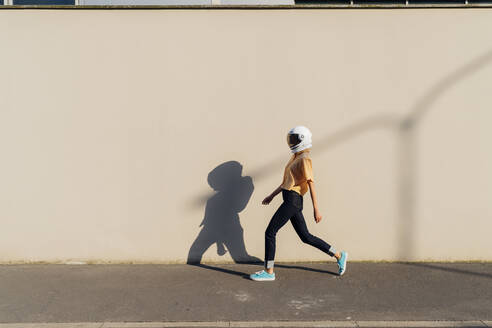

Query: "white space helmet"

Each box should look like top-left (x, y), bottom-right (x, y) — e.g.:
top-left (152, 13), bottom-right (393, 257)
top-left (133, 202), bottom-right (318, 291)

top-left (287, 126), bottom-right (312, 154)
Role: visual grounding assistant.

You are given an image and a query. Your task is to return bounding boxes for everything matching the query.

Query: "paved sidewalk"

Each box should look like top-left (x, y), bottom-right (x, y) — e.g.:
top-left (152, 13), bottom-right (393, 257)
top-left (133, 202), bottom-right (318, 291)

top-left (0, 262), bottom-right (491, 324)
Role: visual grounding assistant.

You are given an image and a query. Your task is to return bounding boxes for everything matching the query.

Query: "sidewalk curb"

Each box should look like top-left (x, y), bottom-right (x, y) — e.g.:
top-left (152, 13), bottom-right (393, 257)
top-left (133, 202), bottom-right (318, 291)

top-left (0, 321), bottom-right (490, 328)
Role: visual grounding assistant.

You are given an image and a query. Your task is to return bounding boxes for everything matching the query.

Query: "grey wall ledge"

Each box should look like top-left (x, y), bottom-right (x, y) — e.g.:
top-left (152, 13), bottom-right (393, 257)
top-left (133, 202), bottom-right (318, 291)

top-left (1, 4), bottom-right (492, 9)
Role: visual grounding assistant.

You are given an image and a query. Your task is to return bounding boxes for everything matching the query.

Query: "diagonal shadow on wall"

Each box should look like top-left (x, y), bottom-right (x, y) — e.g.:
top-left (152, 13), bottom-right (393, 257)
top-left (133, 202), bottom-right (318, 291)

top-left (250, 49), bottom-right (492, 262)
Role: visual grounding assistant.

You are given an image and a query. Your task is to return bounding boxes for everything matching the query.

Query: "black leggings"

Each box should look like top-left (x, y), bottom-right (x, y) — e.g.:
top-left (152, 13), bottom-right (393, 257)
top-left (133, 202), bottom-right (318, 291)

top-left (264, 189), bottom-right (335, 269)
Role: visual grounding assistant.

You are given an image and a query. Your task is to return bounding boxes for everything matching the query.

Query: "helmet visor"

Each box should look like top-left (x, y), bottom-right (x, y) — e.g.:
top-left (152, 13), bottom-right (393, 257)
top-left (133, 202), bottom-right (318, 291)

top-left (287, 133), bottom-right (302, 148)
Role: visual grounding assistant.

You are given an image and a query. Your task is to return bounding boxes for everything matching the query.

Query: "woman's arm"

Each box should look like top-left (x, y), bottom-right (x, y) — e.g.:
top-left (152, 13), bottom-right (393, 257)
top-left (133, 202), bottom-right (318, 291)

top-left (308, 180), bottom-right (322, 223)
top-left (262, 184), bottom-right (283, 205)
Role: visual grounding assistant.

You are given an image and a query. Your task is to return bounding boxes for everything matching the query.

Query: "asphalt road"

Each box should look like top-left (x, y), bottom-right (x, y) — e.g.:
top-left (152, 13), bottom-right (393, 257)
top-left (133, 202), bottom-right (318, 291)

top-left (0, 262), bottom-right (491, 323)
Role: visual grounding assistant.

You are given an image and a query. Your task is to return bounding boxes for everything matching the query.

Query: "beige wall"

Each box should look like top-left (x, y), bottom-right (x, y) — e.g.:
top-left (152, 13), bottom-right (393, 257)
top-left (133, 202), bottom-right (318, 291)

top-left (1, 8), bottom-right (492, 263)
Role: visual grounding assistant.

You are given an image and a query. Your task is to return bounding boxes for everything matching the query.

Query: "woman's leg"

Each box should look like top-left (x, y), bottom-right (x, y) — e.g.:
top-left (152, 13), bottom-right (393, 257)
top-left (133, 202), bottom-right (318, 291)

top-left (290, 210), bottom-right (336, 257)
top-left (265, 202), bottom-right (297, 271)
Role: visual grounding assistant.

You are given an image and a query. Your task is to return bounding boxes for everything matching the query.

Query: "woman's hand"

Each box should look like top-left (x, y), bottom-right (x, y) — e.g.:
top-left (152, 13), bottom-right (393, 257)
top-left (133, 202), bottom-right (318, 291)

top-left (307, 181), bottom-right (322, 223)
top-left (262, 195), bottom-right (273, 205)
top-left (262, 185), bottom-right (282, 205)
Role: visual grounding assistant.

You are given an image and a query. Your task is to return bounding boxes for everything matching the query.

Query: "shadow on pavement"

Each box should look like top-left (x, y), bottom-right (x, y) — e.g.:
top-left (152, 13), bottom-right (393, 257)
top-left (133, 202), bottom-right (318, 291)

top-left (188, 263), bottom-right (251, 278)
top-left (189, 262), bottom-right (338, 279)
top-left (402, 262), bottom-right (492, 279)
top-left (275, 263), bottom-right (338, 276)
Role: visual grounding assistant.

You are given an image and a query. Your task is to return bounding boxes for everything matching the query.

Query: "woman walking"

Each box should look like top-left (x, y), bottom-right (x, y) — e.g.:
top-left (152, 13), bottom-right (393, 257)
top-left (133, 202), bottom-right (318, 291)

top-left (250, 126), bottom-right (348, 281)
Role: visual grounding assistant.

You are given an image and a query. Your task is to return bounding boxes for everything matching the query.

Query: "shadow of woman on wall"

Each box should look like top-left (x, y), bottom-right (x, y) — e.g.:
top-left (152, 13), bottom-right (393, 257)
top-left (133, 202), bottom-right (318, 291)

top-left (187, 161), bottom-right (261, 267)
